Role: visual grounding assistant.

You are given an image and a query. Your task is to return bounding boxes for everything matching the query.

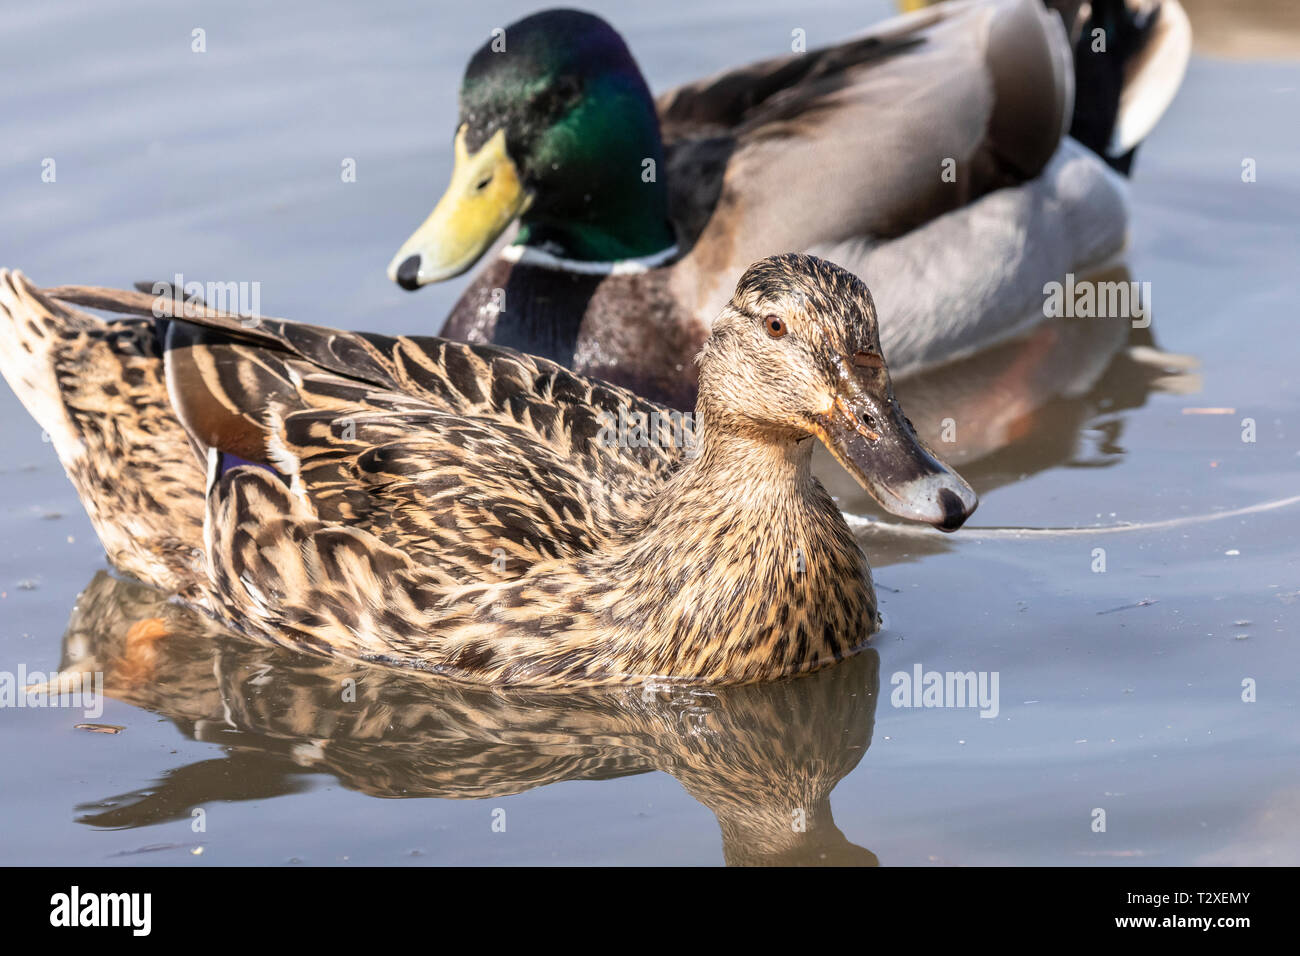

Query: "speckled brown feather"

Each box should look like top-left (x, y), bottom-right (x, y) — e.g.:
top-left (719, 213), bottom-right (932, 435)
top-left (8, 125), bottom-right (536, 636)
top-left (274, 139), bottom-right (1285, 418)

top-left (0, 272), bottom-right (206, 594)
top-left (3, 257), bottom-right (889, 687)
top-left (1, 272), bottom-right (679, 594)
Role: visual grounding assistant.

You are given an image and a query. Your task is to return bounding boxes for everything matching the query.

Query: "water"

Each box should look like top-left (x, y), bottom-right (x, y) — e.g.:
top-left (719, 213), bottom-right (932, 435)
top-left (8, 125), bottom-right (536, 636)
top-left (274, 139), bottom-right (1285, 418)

top-left (0, 0), bottom-right (1297, 865)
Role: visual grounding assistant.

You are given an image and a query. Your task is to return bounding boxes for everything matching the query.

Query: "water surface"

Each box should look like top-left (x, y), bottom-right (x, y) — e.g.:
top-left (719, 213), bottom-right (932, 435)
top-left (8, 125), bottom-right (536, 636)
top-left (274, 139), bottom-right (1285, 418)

top-left (0, 0), bottom-right (1297, 865)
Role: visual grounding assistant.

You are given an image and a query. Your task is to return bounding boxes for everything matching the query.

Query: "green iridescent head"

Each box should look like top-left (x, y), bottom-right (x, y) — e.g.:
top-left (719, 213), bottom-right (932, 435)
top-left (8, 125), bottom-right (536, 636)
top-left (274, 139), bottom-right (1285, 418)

top-left (389, 9), bottom-right (675, 289)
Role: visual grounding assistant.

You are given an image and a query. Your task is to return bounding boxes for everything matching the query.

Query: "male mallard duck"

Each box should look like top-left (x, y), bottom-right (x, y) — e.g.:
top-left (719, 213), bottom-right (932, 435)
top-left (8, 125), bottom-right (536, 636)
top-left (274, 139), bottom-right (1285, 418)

top-left (0, 255), bottom-right (975, 686)
top-left (387, 0), bottom-right (1190, 407)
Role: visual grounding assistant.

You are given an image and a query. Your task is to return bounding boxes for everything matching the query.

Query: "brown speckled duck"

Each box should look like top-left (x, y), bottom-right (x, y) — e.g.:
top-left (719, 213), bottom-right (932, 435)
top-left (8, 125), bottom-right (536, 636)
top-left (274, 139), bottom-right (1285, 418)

top-left (0, 255), bottom-right (975, 686)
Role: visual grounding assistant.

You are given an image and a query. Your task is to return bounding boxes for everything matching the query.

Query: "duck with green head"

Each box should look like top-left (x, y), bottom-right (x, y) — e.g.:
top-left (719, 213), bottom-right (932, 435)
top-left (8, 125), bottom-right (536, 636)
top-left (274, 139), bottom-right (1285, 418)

top-left (409, 11), bottom-right (675, 273)
top-left (388, 1), bottom-right (1190, 409)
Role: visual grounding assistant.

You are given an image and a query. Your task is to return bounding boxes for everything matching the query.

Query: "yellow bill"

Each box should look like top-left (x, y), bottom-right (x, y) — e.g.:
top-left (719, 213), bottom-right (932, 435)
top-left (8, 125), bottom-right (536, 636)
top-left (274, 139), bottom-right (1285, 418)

top-left (387, 125), bottom-right (531, 289)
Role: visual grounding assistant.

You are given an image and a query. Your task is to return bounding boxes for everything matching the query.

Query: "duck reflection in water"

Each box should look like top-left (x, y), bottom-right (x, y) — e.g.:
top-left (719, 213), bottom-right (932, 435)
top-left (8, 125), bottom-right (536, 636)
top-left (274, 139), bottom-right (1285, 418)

top-left (61, 572), bottom-right (881, 866)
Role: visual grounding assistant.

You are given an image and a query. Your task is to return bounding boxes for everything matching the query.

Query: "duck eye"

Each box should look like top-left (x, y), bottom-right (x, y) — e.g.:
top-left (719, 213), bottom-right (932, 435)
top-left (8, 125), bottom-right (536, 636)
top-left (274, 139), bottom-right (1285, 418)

top-left (764, 315), bottom-right (787, 338)
top-left (853, 350), bottom-right (884, 369)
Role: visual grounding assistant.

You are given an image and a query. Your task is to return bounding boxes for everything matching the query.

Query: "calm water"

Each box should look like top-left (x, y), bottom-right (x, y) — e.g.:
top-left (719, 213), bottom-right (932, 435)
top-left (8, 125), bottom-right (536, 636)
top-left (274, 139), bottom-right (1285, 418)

top-left (1, 0), bottom-right (1297, 865)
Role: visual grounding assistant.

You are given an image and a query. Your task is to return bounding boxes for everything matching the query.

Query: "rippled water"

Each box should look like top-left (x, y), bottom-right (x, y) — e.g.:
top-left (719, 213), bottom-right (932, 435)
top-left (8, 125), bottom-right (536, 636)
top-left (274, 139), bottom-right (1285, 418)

top-left (1, 0), bottom-right (1297, 865)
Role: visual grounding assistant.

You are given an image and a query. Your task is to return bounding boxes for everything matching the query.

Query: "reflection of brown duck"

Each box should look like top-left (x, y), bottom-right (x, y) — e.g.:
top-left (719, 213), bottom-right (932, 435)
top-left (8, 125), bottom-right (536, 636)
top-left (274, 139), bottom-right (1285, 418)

top-left (60, 571), bottom-right (880, 866)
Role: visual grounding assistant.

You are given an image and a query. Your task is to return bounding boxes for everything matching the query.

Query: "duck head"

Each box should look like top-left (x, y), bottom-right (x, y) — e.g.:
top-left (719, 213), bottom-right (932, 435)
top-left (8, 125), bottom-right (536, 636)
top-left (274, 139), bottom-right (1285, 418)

top-left (388, 9), bottom-right (674, 289)
top-left (698, 254), bottom-right (978, 532)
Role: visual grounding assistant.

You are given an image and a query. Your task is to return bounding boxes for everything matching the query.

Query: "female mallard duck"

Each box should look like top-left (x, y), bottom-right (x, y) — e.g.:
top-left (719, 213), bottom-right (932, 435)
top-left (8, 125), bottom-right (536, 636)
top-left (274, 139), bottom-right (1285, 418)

top-left (0, 255), bottom-right (975, 686)
top-left (386, 0), bottom-right (1190, 407)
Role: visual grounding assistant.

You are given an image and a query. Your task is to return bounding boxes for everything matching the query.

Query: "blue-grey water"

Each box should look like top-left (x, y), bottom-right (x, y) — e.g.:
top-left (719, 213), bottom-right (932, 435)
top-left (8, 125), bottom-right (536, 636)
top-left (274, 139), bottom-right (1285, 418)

top-left (0, 0), bottom-right (1297, 864)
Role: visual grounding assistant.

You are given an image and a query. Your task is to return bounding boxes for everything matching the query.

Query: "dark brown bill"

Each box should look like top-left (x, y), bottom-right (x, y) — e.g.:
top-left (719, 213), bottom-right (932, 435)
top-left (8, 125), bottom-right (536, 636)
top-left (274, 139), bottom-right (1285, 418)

top-left (814, 359), bottom-right (978, 532)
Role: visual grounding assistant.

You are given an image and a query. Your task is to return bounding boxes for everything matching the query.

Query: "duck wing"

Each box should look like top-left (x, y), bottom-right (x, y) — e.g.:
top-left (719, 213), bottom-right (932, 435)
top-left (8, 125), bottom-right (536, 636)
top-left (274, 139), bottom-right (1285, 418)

top-left (659, 0), bottom-right (1070, 252)
top-left (145, 319), bottom-right (679, 583)
top-left (11, 277), bottom-right (695, 592)
top-left (46, 282), bottom-right (686, 480)
top-left (252, 401), bottom-right (651, 582)
top-left (658, 0), bottom-right (1129, 377)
